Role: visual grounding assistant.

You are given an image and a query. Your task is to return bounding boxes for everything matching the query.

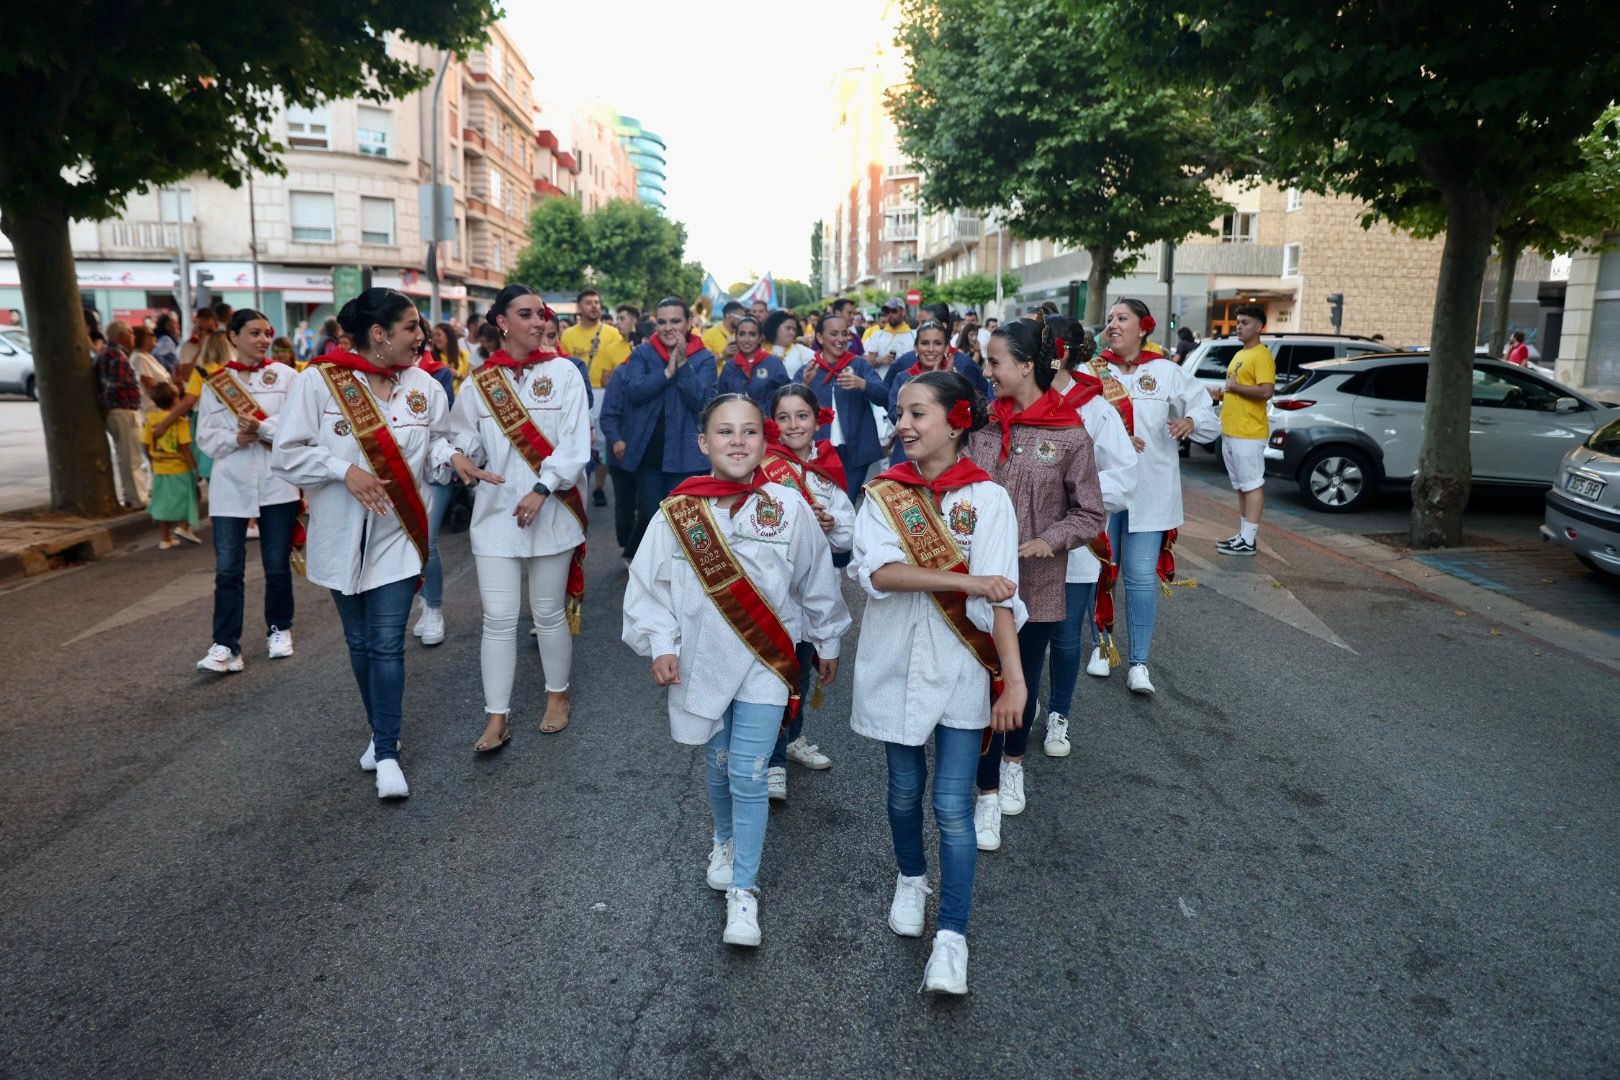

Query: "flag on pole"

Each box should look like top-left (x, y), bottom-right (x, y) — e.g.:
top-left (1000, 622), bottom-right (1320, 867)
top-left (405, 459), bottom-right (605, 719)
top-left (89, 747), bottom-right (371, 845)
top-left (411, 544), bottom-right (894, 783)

top-left (738, 273), bottom-right (777, 310)
top-left (701, 273), bottom-right (731, 313)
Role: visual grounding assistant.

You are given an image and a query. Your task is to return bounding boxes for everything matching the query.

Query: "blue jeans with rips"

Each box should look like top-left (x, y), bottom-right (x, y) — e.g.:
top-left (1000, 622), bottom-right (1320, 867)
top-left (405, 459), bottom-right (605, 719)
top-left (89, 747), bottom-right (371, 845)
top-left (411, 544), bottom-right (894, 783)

top-left (704, 699), bottom-right (782, 892)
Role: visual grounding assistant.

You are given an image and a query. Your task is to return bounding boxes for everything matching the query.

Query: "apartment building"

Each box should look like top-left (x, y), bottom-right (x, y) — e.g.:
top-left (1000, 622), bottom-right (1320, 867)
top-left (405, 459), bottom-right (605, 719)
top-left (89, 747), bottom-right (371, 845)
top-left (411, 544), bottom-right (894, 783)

top-left (571, 106), bottom-right (639, 213)
top-left (1553, 238), bottom-right (1620, 394)
top-left (458, 24), bottom-right (537, 305)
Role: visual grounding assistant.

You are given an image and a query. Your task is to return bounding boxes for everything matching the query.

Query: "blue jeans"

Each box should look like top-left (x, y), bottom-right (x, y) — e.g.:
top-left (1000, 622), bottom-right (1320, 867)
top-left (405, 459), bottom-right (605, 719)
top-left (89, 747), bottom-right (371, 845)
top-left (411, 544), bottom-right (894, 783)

top-left (422, 481), bottom-right (455, 608)
top-left (330, 577), bottom-right (416, 762)
top-left (210, 499), bottom-right (299, 653)
top-left (978, 620), bottom-right (1058, 790)
top-left (886, 725), bottom-right (980, 935)
top-left (704, 700), bottom-right (781, 892)
top-left (769, 642), bottom-right (819, 768)
top-left (1108, 510), bottom-right (1167, 666)
top-left (1048, 580), bottom-right (1098, 720)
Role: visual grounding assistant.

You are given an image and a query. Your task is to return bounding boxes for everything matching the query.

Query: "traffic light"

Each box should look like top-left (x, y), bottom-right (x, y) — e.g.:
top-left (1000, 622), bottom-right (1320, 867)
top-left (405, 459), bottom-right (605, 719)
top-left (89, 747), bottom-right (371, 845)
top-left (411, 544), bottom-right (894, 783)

top-left (1326, 292), bottom-right (1344, 332)
top-left (194, 269), bottom-right (215, 311)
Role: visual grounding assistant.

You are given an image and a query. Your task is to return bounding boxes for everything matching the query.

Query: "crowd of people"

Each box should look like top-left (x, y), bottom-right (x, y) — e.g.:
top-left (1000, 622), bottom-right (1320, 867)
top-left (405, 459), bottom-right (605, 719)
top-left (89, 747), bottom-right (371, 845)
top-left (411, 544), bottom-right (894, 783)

top-left (90, 278), bottom-right (1297, 996)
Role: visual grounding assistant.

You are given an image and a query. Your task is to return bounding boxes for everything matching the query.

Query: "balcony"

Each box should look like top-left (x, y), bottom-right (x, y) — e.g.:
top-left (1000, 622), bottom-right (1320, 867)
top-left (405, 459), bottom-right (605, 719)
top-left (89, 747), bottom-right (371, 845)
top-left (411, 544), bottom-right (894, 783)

top-left (920, 211), bottom-right (980, 260)
top-left (463, 127), bottom-right (486, 156)
top-left (881, 250), bottom-right (924, 274)
top-left (882, 220), bottom-right (918, 243)
top-left (881, 192), bottom-right (917, 213)
top-left (98, 220), bottom-right (200, 256)
top-left (884, 162), bottom-right (921, 179)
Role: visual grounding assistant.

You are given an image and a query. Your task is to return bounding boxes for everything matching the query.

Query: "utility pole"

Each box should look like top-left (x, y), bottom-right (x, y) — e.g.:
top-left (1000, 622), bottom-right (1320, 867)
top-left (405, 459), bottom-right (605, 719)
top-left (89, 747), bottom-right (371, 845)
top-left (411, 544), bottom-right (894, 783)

top-left (428, 51), bottom-right (451, 325)
top-left (993, 210), bottom-right (1004, 316)
top-left (247, 170), bottom-right (262, 310)
top-left (164, 187), bottom-right (192, 338)
top-left (1160, 241), bottom-right (1176, 350)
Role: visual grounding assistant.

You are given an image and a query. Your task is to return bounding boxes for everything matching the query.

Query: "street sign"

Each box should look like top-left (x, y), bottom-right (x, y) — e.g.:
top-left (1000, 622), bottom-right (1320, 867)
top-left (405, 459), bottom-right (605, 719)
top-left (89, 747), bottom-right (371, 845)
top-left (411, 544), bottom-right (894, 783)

top-left (332, 266), bottom-right (364, 306)
top-left (905, 289), bottom-right (922, 306)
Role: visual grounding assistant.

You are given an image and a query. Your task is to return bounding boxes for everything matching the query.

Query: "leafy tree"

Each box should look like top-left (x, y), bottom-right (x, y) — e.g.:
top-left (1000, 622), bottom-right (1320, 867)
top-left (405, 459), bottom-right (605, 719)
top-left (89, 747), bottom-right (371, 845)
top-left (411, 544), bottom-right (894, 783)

top-left (573, 198), bottom-right (694, 309)
top-left (0, 1), bottom-right (496, 515)
top-left (941, 271), bottom-right (1019, 312)
top-left (777, 278), bottom-right (819, 311)
top-left (891, 0), bottom-right (1244, 325)
top-left (809, 222), bottom-right (824, 293)
top-left (508, 197), bottom-right (588, 293)
top-left (1100, 0), bottom-right (1620, 547)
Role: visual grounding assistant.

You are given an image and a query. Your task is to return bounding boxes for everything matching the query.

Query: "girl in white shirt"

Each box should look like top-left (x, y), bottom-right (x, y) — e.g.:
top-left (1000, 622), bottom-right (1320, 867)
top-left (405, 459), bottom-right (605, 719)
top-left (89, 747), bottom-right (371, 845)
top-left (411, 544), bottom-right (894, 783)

top-left (450, 285), bottom-right (592, 752)
top-left (848, 369), bottom-right (1027, 995)
top-left (1095, 299), bottom-right (1220, 696)
top-left (194, 308), bottom-right (300, 674)
top-left (623, 394), bottom-right (850, 949)
top-left (273, 288), bottom-right (463, 799)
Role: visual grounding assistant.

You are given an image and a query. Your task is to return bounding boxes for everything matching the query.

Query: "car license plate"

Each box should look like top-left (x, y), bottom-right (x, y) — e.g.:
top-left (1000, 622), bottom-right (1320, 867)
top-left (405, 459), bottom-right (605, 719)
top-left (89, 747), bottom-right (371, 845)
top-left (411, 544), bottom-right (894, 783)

top-left (1567, 472), bottom-right (1606, 501)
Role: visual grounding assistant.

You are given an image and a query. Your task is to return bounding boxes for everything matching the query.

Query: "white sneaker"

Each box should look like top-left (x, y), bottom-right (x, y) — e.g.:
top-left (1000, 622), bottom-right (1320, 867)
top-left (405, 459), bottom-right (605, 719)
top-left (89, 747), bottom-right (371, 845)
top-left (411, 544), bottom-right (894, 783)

top-left (1086, 648), bottom-right (1112, 677)
top-left (785, 735), bottom-right (832, 770)
top-left (415, 605), bottom-right (445, 646)
top-left (974, 793), bottom-right (1002, 851)
top-left (723, 888), bottom-right (761, 947)
top-left (196, 644), bottom-right (244, 673)
top-left (1044, 712), bottom-right (1071, 758)
top-left (888, 873), bottom-right (931, 937)
top-left (767, 766), bottom-right (787, 803)
top-left (245, 523), bottom-right (260, 540)
top-left (705, 839), bottom-right (735, 891)
top-left (158, 538), bottom-right (178, 550)
top-left (360, 739), bottom-right (377, 772)
top-left (1127, 664), bottom-right (1155, 696)
top-left (922, 930), bottom-right (969, 994)
top-left (173, 525), bottom-right (202, 545)
top-left (999, 760), bottom-right (1026, 816)
top-left (267, 627), bottom-right (293, 659)
top-left (375, 758), bottom-right (409, 799)
top-left (412, 603), bottom-right (426, 637)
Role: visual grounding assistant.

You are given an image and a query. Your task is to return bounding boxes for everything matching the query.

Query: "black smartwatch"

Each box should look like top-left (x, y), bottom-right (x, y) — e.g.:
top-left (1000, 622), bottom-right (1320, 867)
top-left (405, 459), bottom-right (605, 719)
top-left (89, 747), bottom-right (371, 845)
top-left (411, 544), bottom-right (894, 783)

top-left (531, 481), bottom-right (551, 497)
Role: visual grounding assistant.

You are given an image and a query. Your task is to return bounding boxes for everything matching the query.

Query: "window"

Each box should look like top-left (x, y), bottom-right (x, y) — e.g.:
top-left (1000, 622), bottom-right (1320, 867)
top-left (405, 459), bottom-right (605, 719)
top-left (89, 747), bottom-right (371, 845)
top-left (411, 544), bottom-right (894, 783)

top-left (488, 42), bottom-right (505, 83)
top-left (1221, 211), bottom-right (1257, 243)
top-left (1286, 187), bottom-right (1304, 212)
top-left (1282, 243), bottom-right (1301, 277)
top-left (1470, 365), bottom-right (1563, 411)
top-left (360, 197), bottom-right (395, 245)
top-left (357, 106), bottom-right (392, 158)
top-left (1364, 364), bottom-right (1429, 403)
top-left (289, 191), bottom-right (335, 242)
top-left (1195, 344), bottom-right (1242, 380)
top-left (492, 237), bottom-right (504, 273)
top-left (1275, 344), bottom-right (1334, 376)
top-left (158, 188), bottom-right (194, 223)
top-left (488, 168), bottom-right (502, 206)
top-left (286, 104), bottom-right (331, 150)
top-left (1024, 239), bottom-right (1040, 265)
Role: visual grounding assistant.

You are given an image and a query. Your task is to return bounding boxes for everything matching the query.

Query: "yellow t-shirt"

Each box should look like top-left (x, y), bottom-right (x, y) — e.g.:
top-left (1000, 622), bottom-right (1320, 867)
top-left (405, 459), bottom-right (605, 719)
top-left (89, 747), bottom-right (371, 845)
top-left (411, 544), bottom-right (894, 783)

top-left (1222, 343), bottom-right (1276, 439)
top-left (561, 321), bottom-right (628, 388)
top-left (142, 413), bottom-right (192, 475)
top-left (701, 324), bottom-right (733, 370)
top-left (184, 358), bottom-right (226, 399)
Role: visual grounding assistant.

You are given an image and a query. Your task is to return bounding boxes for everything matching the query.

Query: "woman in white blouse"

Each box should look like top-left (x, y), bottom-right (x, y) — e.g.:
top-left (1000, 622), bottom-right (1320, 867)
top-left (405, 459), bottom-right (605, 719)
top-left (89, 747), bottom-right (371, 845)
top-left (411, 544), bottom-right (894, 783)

top-left (272, 289), bottom-right (463, 799)
top-left (449, 284), bottom-right (592, 753)
top-left (763, 310), bottom-right (814, 379)
top-left (623, 394), bottom-right (850, 950)
top-left (1095, 298), bottom-right (1220, 696)
top-left (847, 369), bottom-right (1027, 995)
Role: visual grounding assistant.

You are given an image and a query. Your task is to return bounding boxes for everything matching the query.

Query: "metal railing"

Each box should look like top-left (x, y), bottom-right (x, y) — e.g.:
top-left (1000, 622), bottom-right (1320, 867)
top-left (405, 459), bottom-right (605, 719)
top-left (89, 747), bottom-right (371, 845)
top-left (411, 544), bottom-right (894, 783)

top-left (99, 220), bottom-right (201, 253)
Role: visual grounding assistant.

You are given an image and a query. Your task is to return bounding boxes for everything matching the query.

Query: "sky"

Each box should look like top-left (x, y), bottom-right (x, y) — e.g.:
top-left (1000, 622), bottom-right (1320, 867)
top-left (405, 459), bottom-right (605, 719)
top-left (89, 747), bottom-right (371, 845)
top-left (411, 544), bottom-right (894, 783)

top-left (503, 0), bottom-right (885, 289)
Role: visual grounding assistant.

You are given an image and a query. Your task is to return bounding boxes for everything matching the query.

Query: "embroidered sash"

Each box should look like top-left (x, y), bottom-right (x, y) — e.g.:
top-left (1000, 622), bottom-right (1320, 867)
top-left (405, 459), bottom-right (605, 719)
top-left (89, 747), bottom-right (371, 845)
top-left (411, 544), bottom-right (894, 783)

top-left (1086, 358), bottom-right (1136, 435)
top-left (319, 365), bottom-right (430, 573)
top-left (757, 450), bottom-right (816, 506)
top-left (206, 369), bottom-right (268, 422)
top-left (662, 493), bottom-right (803, 719)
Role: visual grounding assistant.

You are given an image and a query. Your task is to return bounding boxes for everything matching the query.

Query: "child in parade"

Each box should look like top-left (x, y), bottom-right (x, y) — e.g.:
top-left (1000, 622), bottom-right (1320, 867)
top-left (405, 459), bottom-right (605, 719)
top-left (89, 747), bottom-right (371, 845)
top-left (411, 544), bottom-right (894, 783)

top-left (413, 333), bottom-right (458, 646)
top-left (803, 311), bottom-right (890, 500)
top-left (885, 319), bottom-right (990, 465)
top-left (717, 315), bottom-right (791, 413)
top-left (848, 369), bottom-right (1027, 994)
top-left (142, 381), bottom-right (201, 548)
top-left (623, 393), bottom-right (850, 947)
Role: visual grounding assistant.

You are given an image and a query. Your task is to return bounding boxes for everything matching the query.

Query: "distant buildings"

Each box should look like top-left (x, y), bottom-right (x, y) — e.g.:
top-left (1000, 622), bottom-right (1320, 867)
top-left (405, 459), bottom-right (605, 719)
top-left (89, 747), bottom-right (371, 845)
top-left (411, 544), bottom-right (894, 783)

top-left (613, 116), bottom-right (668, 212)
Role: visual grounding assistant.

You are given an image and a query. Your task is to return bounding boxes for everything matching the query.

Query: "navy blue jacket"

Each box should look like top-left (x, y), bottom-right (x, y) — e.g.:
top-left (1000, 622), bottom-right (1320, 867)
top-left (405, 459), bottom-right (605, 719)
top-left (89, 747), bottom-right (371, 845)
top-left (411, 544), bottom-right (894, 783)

top-left (599, 369), bottom-right (627, 467)
top-left (718, 354), bottom-right (791, 414)
top-left (802, 354), bottom-right (890, 470)
top-left (568, 356), bottom-right (595, 409)
top-left (616, 338), bottom-right (718, 475)
top-left (885, 352), bottom-right (994, 464)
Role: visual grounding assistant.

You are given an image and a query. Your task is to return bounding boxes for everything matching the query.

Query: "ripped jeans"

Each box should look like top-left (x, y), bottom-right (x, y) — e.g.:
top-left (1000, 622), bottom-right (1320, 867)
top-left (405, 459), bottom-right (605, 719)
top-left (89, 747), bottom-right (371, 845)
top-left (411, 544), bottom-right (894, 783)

top-left (704, 699), bottom-right (783, 892)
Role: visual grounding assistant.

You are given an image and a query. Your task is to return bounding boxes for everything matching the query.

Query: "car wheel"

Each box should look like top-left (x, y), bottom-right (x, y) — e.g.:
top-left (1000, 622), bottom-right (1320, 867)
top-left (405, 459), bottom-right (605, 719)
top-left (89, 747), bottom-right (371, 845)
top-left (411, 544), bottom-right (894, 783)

top-left (1297, 446), bottom-right (1374, 512)
top-left (25, 375), bottom-right (36, 400)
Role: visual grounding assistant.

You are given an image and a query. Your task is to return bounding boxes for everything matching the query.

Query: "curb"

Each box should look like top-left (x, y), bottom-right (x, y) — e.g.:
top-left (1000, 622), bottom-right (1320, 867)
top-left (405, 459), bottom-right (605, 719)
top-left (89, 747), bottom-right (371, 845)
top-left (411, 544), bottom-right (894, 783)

top-left (0, 510), bottom-right (156, 585)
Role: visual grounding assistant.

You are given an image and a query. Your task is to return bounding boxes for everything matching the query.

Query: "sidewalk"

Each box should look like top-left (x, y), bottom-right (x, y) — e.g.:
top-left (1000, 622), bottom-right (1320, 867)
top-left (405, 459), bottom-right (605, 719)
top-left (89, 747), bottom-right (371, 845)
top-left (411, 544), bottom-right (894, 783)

top-left (0, 506), bottom-right (159, 583)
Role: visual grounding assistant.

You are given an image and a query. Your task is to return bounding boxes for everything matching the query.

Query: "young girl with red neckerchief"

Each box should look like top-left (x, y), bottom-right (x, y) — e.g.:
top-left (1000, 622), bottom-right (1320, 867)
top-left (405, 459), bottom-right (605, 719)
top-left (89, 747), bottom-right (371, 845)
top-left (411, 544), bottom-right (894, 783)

top-left (758, 382), bottom-right (855, 801)
top-left (717, 315), bottom-right (791, 413)
top-left (803, 312), bottom-right (890, 500)
top-left (623, 393), bottom-right (850, 950)
top-left (848, 368), bottom-right (1026, 994)
top-left (884, 319), bottom-right (991, 465)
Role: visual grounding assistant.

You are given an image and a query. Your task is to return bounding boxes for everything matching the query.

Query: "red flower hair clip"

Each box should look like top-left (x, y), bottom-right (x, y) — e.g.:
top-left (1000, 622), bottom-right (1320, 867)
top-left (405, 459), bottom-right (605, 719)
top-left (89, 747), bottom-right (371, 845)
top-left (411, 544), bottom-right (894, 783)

top-left (763, 419), bottom-right (781, 443)
top-left (817, 406), bottom-right (835, 427)
top-left (947, 400), bottom-right (974, 430)
top-left (1139, 314), bottom-right (1157, 334)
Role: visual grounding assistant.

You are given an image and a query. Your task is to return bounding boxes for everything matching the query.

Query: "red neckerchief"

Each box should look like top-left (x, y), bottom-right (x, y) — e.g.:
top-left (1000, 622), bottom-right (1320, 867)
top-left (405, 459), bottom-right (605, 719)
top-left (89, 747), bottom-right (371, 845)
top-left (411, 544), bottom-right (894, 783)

top-left (225, 359), bottom-right (265, 373)
top-left (810, 351), bottom-right (856, 380)
top-left (989, 387), bottom-right (1084, 462)
top-left (308, 351), bottom-right (411, 376)
top-left (484, 348), bottom-right (556, 369)
top-left (1099, 344), bottom-right (1166, 374)
top-left (650, 333), bottom-right (707, 362)
top-left (767, 440), bottom-right (848, 493)
top-left (875, 456), bottom-right (992, 499)
top-left (669, 473), bottom-right (769, 517)
top-left (907, 352), bottom-right (953, 378)
top-left (1060, 371), bottom-right (1105, 410)
top-left (418, 353), bottom-right (447, 376)
top-left (733, 348), bottom-right (769, 380)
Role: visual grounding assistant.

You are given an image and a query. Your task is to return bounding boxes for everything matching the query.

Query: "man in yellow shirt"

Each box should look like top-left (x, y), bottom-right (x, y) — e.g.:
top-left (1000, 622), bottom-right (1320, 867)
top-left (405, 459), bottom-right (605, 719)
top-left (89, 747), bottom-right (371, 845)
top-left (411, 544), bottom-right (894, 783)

top-left (1216, 304), bottom-right (1275, 556)
top-left (702, 301), bottom-right (742, 373)
top-left (560, 288), bottom-right (629, 506)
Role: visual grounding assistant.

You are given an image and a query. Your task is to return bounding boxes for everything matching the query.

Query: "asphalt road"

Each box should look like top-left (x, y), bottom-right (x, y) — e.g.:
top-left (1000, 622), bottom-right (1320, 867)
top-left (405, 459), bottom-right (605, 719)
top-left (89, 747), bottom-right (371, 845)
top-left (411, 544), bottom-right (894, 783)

top-left (0, 398), bottom-right (46, 512)
top-left (1, 483), bottom-right (1616, 1078)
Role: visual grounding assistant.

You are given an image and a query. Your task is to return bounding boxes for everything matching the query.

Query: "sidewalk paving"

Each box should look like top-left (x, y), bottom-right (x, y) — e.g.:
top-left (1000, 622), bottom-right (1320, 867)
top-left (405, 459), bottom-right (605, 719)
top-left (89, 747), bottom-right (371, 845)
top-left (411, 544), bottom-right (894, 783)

top-left (0, 507), bottom-right (157, 582)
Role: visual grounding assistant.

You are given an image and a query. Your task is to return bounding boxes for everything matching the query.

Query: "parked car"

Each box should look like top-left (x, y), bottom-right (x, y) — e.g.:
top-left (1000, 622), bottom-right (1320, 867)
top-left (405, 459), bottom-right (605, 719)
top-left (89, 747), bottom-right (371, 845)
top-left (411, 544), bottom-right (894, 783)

top-left (1541, 415), bottom-right (1620, 576)
top-left (1263, 353), bottom-right (1620, 512)
top-left (0, 327), bottom-right (35, 399)
top-left (1180, 332), bottom-right (1389, 395)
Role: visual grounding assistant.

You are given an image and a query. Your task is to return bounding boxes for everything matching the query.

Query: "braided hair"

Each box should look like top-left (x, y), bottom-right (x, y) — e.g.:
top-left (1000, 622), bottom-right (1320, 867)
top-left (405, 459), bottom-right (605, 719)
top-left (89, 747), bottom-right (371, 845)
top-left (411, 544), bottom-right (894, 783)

top-left (989, 311), bottom-right (1061, 390)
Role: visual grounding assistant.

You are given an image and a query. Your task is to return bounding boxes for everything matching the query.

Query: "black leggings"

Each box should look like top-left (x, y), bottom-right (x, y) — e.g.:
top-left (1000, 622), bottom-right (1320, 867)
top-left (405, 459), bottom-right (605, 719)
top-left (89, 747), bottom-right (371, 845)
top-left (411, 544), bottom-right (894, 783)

top-left (977, 619), bottom-right (1057, 790)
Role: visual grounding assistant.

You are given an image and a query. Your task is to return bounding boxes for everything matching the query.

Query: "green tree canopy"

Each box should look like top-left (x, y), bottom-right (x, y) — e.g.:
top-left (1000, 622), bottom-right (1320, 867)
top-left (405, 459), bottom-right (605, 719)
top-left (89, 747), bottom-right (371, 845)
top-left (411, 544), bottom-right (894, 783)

top-left (941, 272), bottom-right (1019, 312)
top-left (508, 198), bottom-right (588, 294)
top-left (512, 198), bottom-right (698, 309)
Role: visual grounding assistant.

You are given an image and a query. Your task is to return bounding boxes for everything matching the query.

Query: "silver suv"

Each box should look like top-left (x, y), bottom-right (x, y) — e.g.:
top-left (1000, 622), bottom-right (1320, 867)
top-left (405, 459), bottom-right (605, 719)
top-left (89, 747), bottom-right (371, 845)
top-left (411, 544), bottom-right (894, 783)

top-left (1264, 353), bottom-right (1620, 512)
top-left (1180, 332), bottom-right (1389, 395)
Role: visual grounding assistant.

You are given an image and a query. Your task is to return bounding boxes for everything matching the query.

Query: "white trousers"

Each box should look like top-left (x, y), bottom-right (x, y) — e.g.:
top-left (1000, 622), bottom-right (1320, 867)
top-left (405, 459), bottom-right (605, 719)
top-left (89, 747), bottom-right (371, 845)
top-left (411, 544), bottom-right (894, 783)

top-left (475, 551), bottom-right (573, 711)
top-left (105, 408), bottom-right (150, 505)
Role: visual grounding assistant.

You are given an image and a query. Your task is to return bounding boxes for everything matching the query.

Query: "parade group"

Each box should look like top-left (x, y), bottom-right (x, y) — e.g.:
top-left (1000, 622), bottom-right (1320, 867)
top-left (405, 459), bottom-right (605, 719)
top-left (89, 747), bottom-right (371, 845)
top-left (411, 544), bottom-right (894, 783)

top-left (139, 279), bottom-right (1285, 994)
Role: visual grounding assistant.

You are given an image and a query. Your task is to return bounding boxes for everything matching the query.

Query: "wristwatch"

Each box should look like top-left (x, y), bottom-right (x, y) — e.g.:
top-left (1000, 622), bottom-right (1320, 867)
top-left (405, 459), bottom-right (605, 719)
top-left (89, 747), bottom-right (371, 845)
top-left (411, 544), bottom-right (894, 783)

top-left (531, 481), bottom-right (551, 497)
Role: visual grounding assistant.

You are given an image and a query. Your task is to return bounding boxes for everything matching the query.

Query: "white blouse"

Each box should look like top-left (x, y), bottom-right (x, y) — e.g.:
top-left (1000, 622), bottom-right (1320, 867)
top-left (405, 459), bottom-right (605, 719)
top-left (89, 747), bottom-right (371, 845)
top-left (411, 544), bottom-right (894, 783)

top-left (772, 343), bottom-right (815, 379)
top-left (622, 482), bottom-right (852, 746)
top-left (449, 359), bottom-right (591, 559)
top-left (847, 478), bottom-right (1027, 746)
top-left (271, 366), bottom-right (455, 595)
top-left (776, 445), bottom-right (855, 555)
top-left (1065, 394), bottom-right (1139, 585)
top-left (1103, 356), bottom-right (1219, 533)
top-left (195, 362), bottom-right (300, 519)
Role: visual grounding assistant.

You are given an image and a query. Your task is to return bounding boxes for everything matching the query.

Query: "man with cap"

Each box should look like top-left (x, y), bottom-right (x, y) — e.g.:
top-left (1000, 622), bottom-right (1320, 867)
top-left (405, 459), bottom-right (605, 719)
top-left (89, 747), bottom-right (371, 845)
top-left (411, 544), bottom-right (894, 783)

top-left (862, 298), bottom-right (916, 381)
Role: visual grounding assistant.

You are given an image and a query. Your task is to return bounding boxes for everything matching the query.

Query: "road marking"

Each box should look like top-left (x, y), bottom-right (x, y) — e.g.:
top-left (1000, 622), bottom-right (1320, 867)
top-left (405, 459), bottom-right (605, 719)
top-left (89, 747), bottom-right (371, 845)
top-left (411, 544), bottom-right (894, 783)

top-left (1178, 548), bottom-right (1356, 653)
top-left (62, 565), bottom-right (264, 646)
top-left (1178, 516), bottom-right (1291, 565)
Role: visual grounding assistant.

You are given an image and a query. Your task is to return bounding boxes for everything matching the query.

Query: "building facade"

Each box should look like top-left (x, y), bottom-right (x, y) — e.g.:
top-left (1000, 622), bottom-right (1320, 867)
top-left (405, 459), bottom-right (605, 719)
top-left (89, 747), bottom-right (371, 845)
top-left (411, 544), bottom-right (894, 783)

top-left (614, 115), bottom-right (668, 211)
top-left (571, 107), bottom-right (639, 213)
top-left (1553, 237), bottom-right (1620, 394)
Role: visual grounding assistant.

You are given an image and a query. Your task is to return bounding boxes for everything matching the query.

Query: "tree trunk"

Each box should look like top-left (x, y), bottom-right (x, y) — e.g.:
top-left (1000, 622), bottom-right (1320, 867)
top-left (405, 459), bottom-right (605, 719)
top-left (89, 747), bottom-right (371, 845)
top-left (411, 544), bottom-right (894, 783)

top-left (1487, 237), bottom-right (1521, 359)
top-left (0, 202), bottom-right (119, 516)
top-left (1409, 186), bottom-right (1501, 549)
top-left (1083, 245), bottom-right (1114, 326)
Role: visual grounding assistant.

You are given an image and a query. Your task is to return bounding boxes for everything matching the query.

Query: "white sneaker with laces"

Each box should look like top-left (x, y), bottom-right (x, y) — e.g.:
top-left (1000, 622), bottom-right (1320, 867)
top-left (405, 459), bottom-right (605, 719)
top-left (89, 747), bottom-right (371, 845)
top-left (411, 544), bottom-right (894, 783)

top-left (1044, 712), bottom-right (1071, 758)
top-left (723, 888), bottom-right (761, 947)
top-left (267, 627), bottom-right (293, 659)
top-left (196, 644), bottom-right (244, 673)
top-left (922, 930), bottom-right (969, 994)
top-left (974, 793), bottom-right (1002, 851)
top-left (411, 604), bottom-right (426, 638)
top-left (360, 739), bottom-right (377, 772)
top-left (767, 766), bottom-right (787, 803)
top-left (173, 526), bottom-right (202, 545)
top-left (1127, 664), bottom-right (1156, 695)
top-left (416, 605), bottom-right (445, 646)
top-left (785, 736), bottom-right (832, 770)
top-left (999, 760), bottom-right (1026, 816)
top-left (375, 758), bottom-right (409, 799)
top-left (706, 839), bottom-right (735, 891)
top-left (1086, 647), bottom-right (1112, 677)
top-left (888, 873), bottom-right (931, 938)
